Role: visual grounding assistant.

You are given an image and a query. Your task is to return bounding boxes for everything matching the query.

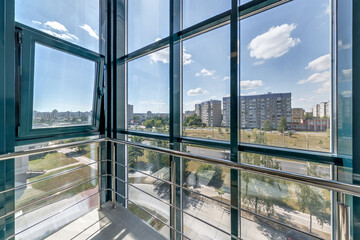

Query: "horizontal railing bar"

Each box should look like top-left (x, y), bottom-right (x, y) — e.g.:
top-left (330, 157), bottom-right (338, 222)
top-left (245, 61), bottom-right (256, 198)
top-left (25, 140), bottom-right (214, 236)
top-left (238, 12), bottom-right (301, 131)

top-left (109, 189), bottom-right (190, 239)
top-left (6, 191), bottom-right (99, 240)
top-left (1, 176), bottom-right (98, 220)
top-left (122, 178), bottom-right (240, 240)
top-left (107, 171), bottom-right (322, 240)
top-left (0, 137), bottom-right (358, 199)
top-left (107, 137), bottom-right (360, 198)
top-left (0, 138), bottom-right (104, 162)
top-left (0, 161), bottom-right (96, 195)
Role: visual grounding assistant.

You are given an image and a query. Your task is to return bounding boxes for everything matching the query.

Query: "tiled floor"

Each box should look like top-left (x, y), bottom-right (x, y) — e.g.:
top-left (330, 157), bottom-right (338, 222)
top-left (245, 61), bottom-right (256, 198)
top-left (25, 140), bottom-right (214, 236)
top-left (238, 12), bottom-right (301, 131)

top-left (46, 202), bottom-right (167, 240)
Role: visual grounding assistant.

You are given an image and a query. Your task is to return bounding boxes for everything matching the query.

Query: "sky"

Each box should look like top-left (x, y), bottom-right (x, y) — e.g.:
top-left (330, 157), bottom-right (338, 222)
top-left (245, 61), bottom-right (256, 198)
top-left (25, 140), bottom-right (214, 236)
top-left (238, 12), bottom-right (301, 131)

top-left (15, 0), bottom-right (352, 115)
top-left (127, 0), bottom-right (340, 114)
top-left (15, 0), bottom-right (100, 112)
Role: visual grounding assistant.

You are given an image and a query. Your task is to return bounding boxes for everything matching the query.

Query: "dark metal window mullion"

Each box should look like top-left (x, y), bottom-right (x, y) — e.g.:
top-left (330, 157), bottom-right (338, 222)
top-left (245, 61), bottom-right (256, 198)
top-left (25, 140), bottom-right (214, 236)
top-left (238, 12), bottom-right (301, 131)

top-left (230, 0), bottom-right (240, 239)
top-left (170, 0), bottom-right (182, 239)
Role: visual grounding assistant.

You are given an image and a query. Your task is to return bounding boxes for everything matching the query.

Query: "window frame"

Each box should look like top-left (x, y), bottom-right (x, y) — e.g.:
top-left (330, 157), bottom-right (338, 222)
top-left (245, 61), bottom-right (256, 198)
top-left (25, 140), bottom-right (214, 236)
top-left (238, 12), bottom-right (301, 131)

top-left (16, 23), bottom-right (105, 141)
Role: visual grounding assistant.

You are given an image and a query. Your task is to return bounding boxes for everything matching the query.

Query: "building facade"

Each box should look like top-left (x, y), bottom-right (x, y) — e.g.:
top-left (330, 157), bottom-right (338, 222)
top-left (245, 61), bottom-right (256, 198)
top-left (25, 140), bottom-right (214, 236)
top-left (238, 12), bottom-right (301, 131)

top-left (195, 100), bottom-right (222, 127)
top-left (223, 92), bottom-right (291, 130)
top-left (291, 108), bottom-right (305, 123)
top-left (222, 96), bottom-right (230, 127)
top-left (312, 101), bottom-right (330, 118)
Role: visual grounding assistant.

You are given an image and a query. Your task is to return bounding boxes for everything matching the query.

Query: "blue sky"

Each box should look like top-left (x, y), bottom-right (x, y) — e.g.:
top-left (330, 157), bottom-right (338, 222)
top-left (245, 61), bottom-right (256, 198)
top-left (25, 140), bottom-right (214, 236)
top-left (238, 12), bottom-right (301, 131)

top-left (16, 0), bottom-right (350, 115)
top-left (16, 0), bottom-right (100, 112)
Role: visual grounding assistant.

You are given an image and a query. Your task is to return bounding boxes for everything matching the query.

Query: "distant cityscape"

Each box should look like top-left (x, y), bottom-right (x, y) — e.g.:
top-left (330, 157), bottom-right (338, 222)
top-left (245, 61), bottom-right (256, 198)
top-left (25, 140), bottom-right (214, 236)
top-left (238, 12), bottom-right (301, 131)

top-left (33, 109), bottom-right (93, 128)
top-left (128, 92), bottom-right (334, 132)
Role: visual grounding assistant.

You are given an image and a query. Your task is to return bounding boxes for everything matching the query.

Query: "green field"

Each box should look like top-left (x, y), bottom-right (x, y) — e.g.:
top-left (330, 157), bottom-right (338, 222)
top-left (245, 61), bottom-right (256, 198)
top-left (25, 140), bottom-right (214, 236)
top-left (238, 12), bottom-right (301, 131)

top-left (29, 151), bottom-right (78, 171)
top-left (184, 128), bottom-right (330, 152)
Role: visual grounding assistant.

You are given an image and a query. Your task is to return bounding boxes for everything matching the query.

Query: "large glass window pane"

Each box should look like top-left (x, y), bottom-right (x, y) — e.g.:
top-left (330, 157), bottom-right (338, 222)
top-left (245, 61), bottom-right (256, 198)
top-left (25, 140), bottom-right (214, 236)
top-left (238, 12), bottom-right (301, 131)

top-left (183, 26), bottom-right (230, 141)
top-left (182, 144), bottom-right (231, 239)
top-left (128, 0), bottom-right (169, 53)
top-left (14, 142), bottom-right (98, 239)
top-left (32, 44), bottom-right (96, 129)
top-left (239, 0), bottom-right (331, 152)
top-left (15, 0), bottom-right (100, 53)
top-left (128, 48), bottom-right (170, 134)
top-left (183, 0), bottom-right (230, 29)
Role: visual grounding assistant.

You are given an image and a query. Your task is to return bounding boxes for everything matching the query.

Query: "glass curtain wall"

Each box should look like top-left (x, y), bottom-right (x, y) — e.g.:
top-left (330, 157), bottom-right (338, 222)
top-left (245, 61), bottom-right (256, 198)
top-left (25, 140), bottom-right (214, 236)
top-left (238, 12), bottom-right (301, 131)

top-left (116, 0), bottom-right (352, 239)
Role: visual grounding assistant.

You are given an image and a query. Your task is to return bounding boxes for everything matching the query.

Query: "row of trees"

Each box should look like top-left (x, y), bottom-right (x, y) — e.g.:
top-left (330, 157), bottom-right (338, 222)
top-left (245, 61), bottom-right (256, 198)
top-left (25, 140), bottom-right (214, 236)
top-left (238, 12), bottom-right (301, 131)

top-left (128, 133), bottom-right (329, 234)
top-left (143, 116), bottom-right (169, 129)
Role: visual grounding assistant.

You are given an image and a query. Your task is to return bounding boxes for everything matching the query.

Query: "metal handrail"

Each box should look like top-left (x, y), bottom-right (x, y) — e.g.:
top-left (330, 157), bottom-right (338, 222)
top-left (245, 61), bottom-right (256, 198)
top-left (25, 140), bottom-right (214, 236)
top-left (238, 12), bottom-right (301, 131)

top-left (106, 137), bottom-right (360, 198)
top-left (1, 137), bottom-right (360, 198)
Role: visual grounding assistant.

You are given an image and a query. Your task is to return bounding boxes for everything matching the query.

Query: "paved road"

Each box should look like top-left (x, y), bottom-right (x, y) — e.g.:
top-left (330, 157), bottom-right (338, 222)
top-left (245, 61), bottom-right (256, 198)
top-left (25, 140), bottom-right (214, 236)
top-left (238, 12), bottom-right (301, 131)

top-left (186, 146), bottom-right (330, 177)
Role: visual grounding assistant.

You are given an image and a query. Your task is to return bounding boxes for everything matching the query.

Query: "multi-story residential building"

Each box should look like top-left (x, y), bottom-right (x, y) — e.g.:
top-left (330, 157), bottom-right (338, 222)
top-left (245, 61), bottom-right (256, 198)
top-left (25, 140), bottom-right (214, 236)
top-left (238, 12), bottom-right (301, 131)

top-left (223, 93), bottom-right (292, 129)
top-left (223, 92), bottom-right (291, 129)
top-left (195, 104), bottom-right (201, 117)
top-left (127, 104), bottom-right (133, 124)
top-left (222, 97), bottom-right (230, 127)
top-left (312, 101), bottom-right (330, 118)
top-left (195, 100), bottom-right (222, 127)
top-left (291, 108), bottom-right (305, 123)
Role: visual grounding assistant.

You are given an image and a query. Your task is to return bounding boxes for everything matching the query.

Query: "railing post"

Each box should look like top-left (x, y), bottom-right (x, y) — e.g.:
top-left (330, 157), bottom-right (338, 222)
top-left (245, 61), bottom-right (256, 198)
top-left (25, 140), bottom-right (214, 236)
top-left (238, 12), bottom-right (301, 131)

top-left (112, 142), bottom-right (116, 208)
top-left (337, 193), bottom-right (350, 240)
top-left (97, 144), bottom-right (102, 211)
top-left (170, 158), bottom-right (176, 240)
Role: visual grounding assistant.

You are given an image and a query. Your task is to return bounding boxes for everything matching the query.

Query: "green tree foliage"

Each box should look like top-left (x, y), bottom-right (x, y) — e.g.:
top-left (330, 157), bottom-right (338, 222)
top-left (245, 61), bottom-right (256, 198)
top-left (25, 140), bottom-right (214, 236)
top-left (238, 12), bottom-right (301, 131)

top-left (278, 116), bottom-right (288, 133)
top-left (241, 131), bottom-right (285, 216)
top-left (297, 162), bottom-right (330, 233)
top-left (148, 140), bottom-right (170, 173)
top-left (262, 120), bottom-right (271, 131)
top-left (144, 116), bottom-right (169, 129)
top-left (128, 136), bottom-right (144, 169)
top-left (184, 114), bottom-right (205, 127)
top-left (304, 113), bottom-right (314, 120)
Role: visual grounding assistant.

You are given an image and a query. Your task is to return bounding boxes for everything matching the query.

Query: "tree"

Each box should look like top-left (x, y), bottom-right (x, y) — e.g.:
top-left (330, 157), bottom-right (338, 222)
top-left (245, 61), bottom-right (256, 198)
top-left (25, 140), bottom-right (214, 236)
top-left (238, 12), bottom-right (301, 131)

top-left (208, 165), bottom-right (223, 188)
top-left (278, 116), bottom-right (288, 133)
top-left (128, 136), bottom-right (144, 170)
top-left (148, 140), bottom-right (169, 173)
top-left (184, 114), bottom-right (204, 127)
top-left (263, 120), bottom-right (271, 131)
top-left (304, 113), bottom-right (314, 120)
top-left (241, 132), bottom-right (286, 216)
top-left (216, 188), bottom-right (225, 201)
top-left (297, 162), bottom-right (330, 233)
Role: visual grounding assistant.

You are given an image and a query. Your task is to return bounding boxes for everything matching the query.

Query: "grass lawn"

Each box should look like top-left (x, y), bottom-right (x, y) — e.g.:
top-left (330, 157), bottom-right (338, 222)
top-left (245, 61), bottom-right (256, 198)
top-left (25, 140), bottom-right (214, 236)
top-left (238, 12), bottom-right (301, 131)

top-left (128, 203), bottom-right (167, 230)
top-left (16, 164), bottom-right (96, 209)
top-left (184, 128), bottom-right (330, 152)
top-left (29, 151), bottom-right (78, 171)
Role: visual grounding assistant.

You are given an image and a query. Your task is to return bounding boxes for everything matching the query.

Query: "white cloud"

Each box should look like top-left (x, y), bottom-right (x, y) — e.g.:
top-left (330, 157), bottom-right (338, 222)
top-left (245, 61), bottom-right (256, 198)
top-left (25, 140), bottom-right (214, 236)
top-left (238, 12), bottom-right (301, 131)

top-left (139, 100), bottom-right (165, 105)
top-left (183, 48), bottom-right (193, 65)
top-left (297, 71), bottom-right (330, 85)
top-left (316, 80), bottom-right (331, 94)
top-left (195, 68), bottom-right (215, 77)
top-left (248, 23), bottom-right (300, 60)
top-left (242, 91), bottom-right (257, 96)
top-left (40, 29), bottom-right (78, 41)
top-left (32, 20), bottom-right (42, 25)
top-left (149, 48), bottom-right (169, 64)
top-left (149, 46), bottom-right (193, 65)
top-left (240, 80), bottom-right (263, 90)
top-left (306, 54), bottom-right (330, 72)
top-left (79, 24), bottom-right (99, 40)
top-left (324, 4), bottom-right (330, 15)
top-left (187, 88), bottom-right (209, 96)
top-left (223, 76), bottom-right (230, 81)
top-left (343, 68), bottom-right (352, 77)
top-left (338, 40), bottom-right (352, 50)
top-left (341, 91), bottom-right (352, 97)
top-left (45, 21), bottom-right (68, 32)
top-left (253, 60), bottom-right (264, 66)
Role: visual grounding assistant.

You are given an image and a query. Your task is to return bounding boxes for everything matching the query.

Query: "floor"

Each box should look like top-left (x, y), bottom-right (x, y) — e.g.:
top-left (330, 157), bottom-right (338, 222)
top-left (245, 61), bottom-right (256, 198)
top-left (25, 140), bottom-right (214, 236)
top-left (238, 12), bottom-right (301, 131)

top-left (46, 202), bottom-right (167, 240)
